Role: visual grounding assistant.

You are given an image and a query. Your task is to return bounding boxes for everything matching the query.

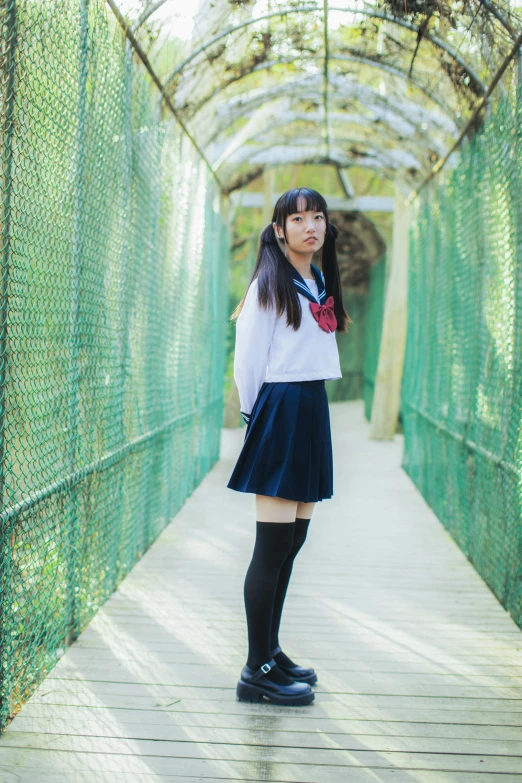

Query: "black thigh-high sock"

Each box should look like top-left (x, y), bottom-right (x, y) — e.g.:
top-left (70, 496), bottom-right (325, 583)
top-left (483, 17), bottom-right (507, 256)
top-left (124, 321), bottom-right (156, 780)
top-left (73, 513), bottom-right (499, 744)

top-left (244, 521), bottom-right (295, 677)
top-left (270, 517), bottom-right (311, 668)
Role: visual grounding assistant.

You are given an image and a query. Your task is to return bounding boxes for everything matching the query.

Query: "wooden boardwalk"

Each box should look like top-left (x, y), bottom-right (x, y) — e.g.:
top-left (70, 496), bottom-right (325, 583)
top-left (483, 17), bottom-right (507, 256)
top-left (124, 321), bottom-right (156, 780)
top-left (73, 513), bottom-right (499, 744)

top-left (1, 399), bottom-right (522, 782)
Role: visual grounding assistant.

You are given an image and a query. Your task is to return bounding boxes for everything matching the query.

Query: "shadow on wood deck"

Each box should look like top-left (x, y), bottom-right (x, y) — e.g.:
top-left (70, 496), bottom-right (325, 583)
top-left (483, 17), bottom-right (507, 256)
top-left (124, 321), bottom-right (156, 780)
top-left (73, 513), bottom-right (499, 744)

top-left (1, 400), bottom-right (522, 782)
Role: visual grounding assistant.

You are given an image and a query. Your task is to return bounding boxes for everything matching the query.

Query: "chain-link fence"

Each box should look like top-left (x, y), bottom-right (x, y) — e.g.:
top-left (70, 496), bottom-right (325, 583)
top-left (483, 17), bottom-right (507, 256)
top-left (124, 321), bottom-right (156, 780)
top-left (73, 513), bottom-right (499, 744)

top-left (402, 93), bottom-right (522, 624)
top-left (0, 0), bottom-right (230, 731)
top-left (326, 289), bottom-right (368, 403)
top-left (363, 255), bottom-right (387, 421)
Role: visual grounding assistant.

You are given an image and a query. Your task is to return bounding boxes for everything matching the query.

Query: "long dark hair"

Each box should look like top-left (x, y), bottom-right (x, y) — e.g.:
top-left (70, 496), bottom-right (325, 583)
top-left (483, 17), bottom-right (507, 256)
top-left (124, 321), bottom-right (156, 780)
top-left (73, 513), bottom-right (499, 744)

top-left (230, 187), bottom-right (351, 332)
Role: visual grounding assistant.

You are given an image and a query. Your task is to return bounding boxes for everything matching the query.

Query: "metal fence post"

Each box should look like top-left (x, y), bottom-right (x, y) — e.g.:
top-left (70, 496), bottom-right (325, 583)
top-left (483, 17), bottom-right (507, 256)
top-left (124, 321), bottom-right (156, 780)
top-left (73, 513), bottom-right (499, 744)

top-left (66, 0), bottom-right (89, 646)
top-left (0, 0), bottom-right (17, 727)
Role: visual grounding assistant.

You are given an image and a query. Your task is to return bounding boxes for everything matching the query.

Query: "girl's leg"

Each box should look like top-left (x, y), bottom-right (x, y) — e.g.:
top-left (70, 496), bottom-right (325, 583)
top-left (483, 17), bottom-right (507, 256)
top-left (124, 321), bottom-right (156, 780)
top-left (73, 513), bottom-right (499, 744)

top-left (255, 494), bottom-right (298, 522)
top-left (295, 501), bottom-right (316, 521)
top-left (243, 495), bottom-right (297, 674)
top-left (270, 501), bottom-right (316, 666)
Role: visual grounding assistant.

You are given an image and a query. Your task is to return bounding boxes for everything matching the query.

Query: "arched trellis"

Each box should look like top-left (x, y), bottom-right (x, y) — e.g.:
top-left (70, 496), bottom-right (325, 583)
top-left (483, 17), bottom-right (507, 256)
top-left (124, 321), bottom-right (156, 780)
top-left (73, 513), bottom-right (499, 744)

top-left (220, 138), bottom-right (422, 180)
top-left (146, 1), bottom-right (493, 186)
top-left (203, 74), bottom-right (456, 158)
top-left (132, 0), bottom-right (520, 54)
top-left (161, 5), bottom-right (487, 98)
top-left (210, 107), bottom-right (447, 173)
top-left (180, 52), bottom-right (461, 127)
top-left (204, 78), bottom-right (455, 146)
top-left (110, 0), bottom-right (522, 193)
top-left (221, 150), bottom-right (417, 194)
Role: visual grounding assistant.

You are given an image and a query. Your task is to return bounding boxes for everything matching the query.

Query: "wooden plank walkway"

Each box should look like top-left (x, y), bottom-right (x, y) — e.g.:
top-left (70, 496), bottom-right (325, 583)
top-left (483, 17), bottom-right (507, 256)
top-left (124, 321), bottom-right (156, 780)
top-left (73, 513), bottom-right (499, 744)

top-left (2, 399), bottom-right (522, 782)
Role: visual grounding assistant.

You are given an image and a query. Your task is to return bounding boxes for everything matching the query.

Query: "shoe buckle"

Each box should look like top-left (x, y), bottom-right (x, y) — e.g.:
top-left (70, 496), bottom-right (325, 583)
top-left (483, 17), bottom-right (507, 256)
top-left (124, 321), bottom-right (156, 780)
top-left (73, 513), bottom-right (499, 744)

top-left (260, 662), bottom-right (272, 674)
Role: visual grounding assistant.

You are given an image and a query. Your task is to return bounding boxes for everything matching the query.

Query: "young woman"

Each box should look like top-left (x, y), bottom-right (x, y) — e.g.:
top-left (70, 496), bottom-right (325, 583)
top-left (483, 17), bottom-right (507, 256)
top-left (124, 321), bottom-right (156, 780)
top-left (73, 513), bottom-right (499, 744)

top-left (227, 187), bottom-right (351, 706)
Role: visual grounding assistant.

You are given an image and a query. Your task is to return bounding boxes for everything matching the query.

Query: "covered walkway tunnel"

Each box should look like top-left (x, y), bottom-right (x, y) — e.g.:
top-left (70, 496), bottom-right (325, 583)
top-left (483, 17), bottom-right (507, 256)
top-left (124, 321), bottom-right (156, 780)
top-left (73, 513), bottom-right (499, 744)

top-left (1, 0), bottom-right (522, 776)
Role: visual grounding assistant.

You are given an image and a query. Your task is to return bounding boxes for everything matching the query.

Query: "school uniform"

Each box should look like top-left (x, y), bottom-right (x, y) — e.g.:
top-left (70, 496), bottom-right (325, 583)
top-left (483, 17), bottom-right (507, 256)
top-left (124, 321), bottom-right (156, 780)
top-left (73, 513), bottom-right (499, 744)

top-left (227, 263), bottom-right (342, 502)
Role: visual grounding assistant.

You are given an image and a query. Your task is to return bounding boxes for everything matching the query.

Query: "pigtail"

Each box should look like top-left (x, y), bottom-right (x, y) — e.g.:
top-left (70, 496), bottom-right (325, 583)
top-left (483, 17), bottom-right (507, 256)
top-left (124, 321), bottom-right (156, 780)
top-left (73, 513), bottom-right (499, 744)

top-left (322, 222), bottom-right (352, 333)
top-left (230, 223), bottom-right (302, 329)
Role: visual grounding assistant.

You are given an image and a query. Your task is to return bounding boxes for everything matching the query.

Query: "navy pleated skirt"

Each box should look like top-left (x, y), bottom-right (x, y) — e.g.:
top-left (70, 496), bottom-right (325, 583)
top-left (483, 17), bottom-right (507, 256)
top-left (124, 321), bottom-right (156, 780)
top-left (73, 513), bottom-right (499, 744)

top-left (227, 379), bottom-right (333, 502)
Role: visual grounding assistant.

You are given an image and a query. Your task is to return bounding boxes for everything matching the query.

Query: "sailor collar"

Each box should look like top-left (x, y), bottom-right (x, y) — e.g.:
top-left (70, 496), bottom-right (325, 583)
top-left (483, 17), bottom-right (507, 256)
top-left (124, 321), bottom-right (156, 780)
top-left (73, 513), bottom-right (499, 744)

top-left (291, 263), bottom-right (327, 305)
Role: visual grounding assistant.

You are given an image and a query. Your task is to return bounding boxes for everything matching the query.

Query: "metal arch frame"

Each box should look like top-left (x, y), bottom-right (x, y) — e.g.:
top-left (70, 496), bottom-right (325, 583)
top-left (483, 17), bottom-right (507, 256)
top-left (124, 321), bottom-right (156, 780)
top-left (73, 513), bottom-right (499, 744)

top-left (221, 150), bottom-right (418, 195)
top-left (131, 0), bottom-right (169, 33)
top-left (478, 0), bottom-right (520, 41)
top-left (130, 0), bottom-right (522, 55)
top-left (161, 5), bottom-right (486, 96)
top-left (210, 108), bottom-right (447, 172)
top-left (201, 75), bottom-right (456, 152)
top-left (246, 145), bottom-right (423, 178)
top-left (407, 23), bottom-right (522, 201)
top-left (180, 52), bottom-right (460, 127)
top-left (107, 0), bottom-right (522, 196)
top-left (224, 162), bottom-right (412, 196)
top-left (205, 74), bottom-right (450, 132)
top-left (220, 137), bottom-right (424, 174)
top-left (478, 0), bottom-right (522, 82)
top-left (330, 72), bottom-right (456, 133)
top-left (214, 121), bottom-right (438, 170)
top-left (204, 99), bottom-right (451, 180)
top-left (218, 136), bottom-right (423, 179)
top-left (213, 109), bottom-right (443, 160)
top-left (336, 53), bottom-right (460, 120)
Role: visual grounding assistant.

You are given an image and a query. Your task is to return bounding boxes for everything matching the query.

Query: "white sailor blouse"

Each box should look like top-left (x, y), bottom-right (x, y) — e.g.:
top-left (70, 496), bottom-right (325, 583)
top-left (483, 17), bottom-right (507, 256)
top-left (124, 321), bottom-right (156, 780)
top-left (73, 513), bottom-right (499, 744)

top-left (234, 263), bottom-right (342, 423)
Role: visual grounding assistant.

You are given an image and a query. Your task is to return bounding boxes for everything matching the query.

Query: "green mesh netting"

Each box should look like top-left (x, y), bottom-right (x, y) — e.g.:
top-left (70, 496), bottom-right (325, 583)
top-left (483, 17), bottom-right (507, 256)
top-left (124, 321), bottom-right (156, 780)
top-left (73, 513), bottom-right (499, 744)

top-left (401, 93), bottom-right (522, 624)
top-left (363, 255), bottom-right (387, 421)
top-left (326, 289), bottom-right (368, 403)
top-left (0, 0), bottom-right (230, 730)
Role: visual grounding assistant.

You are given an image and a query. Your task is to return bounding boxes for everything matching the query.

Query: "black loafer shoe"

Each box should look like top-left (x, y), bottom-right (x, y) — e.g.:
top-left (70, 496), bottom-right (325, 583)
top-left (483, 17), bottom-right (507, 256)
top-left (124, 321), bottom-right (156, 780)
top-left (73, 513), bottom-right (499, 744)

top-left (270, 646), bottom-right (318, 686)
top-left (236, 659), bottom-right (315, 706)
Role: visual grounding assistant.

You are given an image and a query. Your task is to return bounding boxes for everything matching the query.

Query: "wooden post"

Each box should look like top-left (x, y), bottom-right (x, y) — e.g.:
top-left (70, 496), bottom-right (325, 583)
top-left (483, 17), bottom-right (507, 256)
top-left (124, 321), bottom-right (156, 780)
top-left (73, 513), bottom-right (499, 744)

top-left (370, 186), bottom-right (411, 439)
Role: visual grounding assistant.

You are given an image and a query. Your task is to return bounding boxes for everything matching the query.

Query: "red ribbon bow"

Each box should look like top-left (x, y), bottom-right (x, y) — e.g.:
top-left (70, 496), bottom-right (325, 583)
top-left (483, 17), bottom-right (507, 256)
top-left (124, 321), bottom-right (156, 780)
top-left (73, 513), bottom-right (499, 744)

top-left (309, 296), bottom-right (337, 333)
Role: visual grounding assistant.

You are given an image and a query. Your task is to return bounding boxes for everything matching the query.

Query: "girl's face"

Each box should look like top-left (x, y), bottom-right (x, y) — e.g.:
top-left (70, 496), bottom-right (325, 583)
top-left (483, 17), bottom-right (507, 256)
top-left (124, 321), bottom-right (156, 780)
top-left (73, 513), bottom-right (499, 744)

top-left (274, 195), bottom-right (327, 254)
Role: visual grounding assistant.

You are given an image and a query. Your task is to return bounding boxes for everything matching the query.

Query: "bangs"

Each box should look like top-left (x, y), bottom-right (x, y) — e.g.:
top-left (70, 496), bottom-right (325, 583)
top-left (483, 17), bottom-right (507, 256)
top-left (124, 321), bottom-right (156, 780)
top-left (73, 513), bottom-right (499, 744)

top-left (276, 188), bottom-right (328, 221)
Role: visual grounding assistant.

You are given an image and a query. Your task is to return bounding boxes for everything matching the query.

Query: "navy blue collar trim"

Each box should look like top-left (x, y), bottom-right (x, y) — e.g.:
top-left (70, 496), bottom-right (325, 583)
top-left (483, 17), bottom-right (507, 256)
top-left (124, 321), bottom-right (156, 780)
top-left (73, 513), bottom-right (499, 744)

top-left (291, 263), bottom-right (326, 305)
